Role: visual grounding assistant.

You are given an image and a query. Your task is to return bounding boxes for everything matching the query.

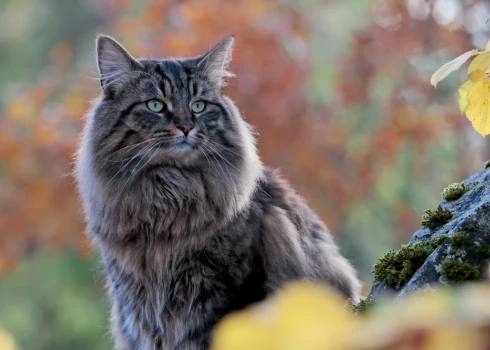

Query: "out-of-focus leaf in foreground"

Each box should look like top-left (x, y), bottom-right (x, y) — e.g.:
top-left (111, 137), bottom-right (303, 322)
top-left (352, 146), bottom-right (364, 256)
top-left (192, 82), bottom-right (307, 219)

top-left (0, 329), bottom-right (16, 350)
top-left (211, 282), bottom-right (354, 350)
top-left (212, 281), bottom-right (490, 350)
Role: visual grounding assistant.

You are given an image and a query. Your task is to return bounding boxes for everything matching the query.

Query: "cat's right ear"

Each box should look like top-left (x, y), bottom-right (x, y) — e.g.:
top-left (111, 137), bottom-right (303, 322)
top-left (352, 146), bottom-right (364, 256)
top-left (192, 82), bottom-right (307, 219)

top-left (96, 35), bottom-right (141, 93)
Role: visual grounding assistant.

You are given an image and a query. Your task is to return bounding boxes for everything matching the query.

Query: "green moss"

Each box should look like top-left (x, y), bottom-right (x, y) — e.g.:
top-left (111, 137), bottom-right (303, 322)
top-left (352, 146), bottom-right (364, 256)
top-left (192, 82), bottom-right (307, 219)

top-left (449, 232), bottom-right (471, 249)
top-left (431, 234), bottom-right (448, 247)
top-left (485, 160), bottom-right (490, 169)
top-left (373, 235), bottom-right (446, 290)
top-left (440, 260), bottom-right (481, 281)
top-left (447, 231), bottom-right (471, 255)
top-left (441, 182), bottom-right (470, 201)
top-left (445, 230), bottom-right (490, 259)
top-left (346, 297), bottom-right (376, 316)
top-left (469, 242), bottom-right (490, 259)
top-left (421, 205), bottom-right (453, 229)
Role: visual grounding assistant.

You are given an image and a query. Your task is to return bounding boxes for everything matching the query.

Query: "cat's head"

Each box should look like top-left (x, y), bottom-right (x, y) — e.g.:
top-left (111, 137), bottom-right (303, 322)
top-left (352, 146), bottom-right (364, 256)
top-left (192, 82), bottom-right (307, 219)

top-left (87, 35), bottom-right (259, 179)
top-left (77, 35), bottom-right (263, 237)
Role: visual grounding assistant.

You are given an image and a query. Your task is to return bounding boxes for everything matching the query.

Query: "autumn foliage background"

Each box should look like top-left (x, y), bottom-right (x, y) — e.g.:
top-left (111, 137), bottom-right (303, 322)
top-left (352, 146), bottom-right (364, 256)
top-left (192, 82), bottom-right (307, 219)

top-left (1, 0), bottom-right (490, 349)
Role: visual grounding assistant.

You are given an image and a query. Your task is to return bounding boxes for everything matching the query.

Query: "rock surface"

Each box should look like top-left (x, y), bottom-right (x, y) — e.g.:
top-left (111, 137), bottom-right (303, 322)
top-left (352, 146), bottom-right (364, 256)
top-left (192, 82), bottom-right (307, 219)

top-left (368, 167), bottom-right (490, 299)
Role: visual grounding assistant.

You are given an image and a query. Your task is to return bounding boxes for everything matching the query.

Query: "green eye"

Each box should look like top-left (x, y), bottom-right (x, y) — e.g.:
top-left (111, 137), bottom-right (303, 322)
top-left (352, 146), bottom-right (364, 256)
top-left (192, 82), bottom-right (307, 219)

top-left (146, 99), bottom-right (164, 113)
top-left (191, 100), bottom-right (206, 114)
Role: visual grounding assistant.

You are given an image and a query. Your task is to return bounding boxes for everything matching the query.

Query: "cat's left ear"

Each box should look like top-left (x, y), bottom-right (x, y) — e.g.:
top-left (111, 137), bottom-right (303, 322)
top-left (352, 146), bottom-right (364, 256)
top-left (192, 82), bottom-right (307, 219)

top-left (197, 35), bottom-right (235, 89)
top-left (96, 35), bottom-right (142, 93)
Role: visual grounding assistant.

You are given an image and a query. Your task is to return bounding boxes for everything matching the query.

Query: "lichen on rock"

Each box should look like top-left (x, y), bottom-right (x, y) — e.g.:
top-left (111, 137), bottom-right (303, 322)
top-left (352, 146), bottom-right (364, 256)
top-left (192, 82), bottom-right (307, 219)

top-left (369, 166), bottom-right (490, 300)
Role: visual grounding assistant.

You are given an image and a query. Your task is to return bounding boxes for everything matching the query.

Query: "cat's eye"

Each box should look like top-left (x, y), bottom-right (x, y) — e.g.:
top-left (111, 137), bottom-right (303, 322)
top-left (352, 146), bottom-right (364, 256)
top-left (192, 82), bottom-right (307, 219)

top-left (146, 99), bottom-right (165, 113)
top-left (191, 100), bottom-right (206, 114)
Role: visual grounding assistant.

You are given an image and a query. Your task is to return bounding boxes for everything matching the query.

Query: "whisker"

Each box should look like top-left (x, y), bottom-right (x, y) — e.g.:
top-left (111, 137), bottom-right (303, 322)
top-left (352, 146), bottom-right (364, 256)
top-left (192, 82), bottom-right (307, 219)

top-left (200, 143), bottom-right (234, 191)
top-left (104, 138), bottom-right (158, 162)
top-left (86, 71), bottom-right (123, 81)
top-left (198, 145), bottom-right (221, 182)
top-left (106, 142), bottom-right (157, 186)
top-left (99, 73), bottom-right (128, 90)
top-left (197, 145), bottom-right (211, 167)
top-left (202, 140), bottom-right (271, 198)
top-left (97, 134), bottom-right (150, 156)
top-left (130, 143), bottom-right (159, 176)
top-left (113, 144), bottom-right (160, 202)
top-left (202, 137), bottom-right (242, 157)
top-left (203, 142), bottom-right (240, 172)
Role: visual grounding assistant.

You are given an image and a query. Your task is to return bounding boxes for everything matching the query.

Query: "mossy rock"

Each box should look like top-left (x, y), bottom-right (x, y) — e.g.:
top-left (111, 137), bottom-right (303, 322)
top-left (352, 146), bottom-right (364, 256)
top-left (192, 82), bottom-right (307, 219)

top-left (440, 260), bottom-right (480, 281)
top-left (369, 166), bottom-right (490, 299)
top-left (372, 236), bottom-right (446, 290)
top-left (470, 242), bottom-right (490, 259)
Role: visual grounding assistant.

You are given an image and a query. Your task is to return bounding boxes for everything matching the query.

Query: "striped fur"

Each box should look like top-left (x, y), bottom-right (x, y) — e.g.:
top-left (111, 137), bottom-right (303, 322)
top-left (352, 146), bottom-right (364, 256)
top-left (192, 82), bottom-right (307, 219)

top-left (75, 35), bottom-right (361, 350)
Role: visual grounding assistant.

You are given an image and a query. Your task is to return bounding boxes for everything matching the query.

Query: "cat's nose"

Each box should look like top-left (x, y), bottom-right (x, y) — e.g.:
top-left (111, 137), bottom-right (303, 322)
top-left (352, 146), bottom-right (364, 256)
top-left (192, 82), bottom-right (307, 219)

top-left (177, 125), bottom-right (194, 136)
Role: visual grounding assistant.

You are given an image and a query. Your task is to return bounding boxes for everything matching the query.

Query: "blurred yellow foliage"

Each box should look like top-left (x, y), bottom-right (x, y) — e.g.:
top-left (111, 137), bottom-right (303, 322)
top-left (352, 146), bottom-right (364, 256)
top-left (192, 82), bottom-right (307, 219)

top-left (4, 97), bottom-right (36, 122)
top-left (0, 328), bottom-right (17, 350)
top-left (212, 283), bottom-right (354, 350)
top-left (212, 281), bottom-right (490, 350)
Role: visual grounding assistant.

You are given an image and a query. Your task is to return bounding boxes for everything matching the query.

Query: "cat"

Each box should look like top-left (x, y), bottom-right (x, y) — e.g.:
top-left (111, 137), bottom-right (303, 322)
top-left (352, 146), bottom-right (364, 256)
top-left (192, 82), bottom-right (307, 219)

top-left (75, 34), bottom-right (361, 350)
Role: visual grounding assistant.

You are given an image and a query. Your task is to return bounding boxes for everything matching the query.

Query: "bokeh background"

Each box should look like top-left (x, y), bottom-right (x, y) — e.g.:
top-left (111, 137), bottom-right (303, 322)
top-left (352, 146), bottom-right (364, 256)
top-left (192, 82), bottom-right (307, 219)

top-left (1, 0), bottom-right (489, 348)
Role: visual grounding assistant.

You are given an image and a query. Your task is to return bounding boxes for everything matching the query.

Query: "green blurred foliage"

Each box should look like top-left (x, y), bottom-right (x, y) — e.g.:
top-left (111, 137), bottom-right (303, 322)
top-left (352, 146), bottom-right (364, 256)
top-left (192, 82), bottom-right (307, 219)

top-left (0, 0), bottom-right (102, 87)
top-left (0, 250), bottom-right (110, 350)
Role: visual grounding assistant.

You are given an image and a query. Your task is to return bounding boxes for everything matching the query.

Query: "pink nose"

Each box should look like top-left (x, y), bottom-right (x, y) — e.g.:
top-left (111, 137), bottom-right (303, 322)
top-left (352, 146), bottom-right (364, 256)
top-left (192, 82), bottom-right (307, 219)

top-left (177, 125), bottom-right (194, 136)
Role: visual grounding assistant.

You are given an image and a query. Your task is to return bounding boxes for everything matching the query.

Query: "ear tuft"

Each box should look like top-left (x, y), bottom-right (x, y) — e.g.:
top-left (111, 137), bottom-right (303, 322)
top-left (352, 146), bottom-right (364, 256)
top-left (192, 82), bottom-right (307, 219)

top-left (198, 35), bottom-right (235, 89)
top-left (96, 35), bottom-right (140, 92)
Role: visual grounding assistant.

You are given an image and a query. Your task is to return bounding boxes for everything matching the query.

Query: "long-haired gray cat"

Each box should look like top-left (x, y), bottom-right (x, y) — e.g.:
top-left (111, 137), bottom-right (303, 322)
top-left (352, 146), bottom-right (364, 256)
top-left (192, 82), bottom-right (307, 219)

top-left (75, 34), bottom-right (361, 350)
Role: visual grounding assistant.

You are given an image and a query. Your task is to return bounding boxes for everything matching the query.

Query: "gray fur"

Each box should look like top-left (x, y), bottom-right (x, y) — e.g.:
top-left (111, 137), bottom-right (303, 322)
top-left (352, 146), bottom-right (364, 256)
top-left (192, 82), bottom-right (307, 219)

top-left (75, 35), bottom-right (361, 350)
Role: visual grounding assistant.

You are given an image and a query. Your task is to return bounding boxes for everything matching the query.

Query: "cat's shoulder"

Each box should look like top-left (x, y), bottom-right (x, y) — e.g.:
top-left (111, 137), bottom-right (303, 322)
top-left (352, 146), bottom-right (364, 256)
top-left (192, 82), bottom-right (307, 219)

top-left (254, 166), bottom-right (306, 210)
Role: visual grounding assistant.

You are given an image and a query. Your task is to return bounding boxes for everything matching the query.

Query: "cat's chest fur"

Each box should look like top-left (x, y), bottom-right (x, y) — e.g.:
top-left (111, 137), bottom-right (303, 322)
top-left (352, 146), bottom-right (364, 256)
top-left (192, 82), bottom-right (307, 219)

top-left (99, 216), bottom-right (264, 349)
top-left (101, 241), bottom-right (223, 348)
top-left (92, 167), bottom-right (233, 242)
top-left (94, 169), bottom-right (265, 348)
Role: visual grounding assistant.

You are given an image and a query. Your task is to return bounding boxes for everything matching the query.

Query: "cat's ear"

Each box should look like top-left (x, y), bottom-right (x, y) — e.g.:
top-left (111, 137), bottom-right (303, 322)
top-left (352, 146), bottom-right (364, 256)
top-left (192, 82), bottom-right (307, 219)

top-left (197, 35), bottom-right (235, 89)
top-left (96, 35), bottom-right (141, 92)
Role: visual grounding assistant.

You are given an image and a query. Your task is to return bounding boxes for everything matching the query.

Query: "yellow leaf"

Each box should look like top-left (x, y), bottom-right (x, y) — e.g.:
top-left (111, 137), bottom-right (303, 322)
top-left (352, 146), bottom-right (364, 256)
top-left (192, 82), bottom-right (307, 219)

top-left (486, 40), bottom-right (490, 51)
top-left (0, 329), bottom-right (16, 350)
top-left (466, 78), bottom-right (490, 136)
top-left (469, 69), bottom-right (488, 83)
top-left (211, 282), bottom-right (354, 350)
top-left (458, 80), bottom-right (472, 114)
top-left (459, 71), bottom-right (488, 114)
top-left (430, 49), bottom-right (478, 87)
top-left (425, 327), bottom-right (484, 350)
top-left (468, 52), bottom-right (490, 74)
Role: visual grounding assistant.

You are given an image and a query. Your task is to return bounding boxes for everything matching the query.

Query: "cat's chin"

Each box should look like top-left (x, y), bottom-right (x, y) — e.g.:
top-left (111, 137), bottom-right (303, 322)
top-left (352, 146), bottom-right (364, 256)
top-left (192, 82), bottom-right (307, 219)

top-left (168, 141), bottom-right (198, 157)
top-left (150, 144), bottom-right (202, 168)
